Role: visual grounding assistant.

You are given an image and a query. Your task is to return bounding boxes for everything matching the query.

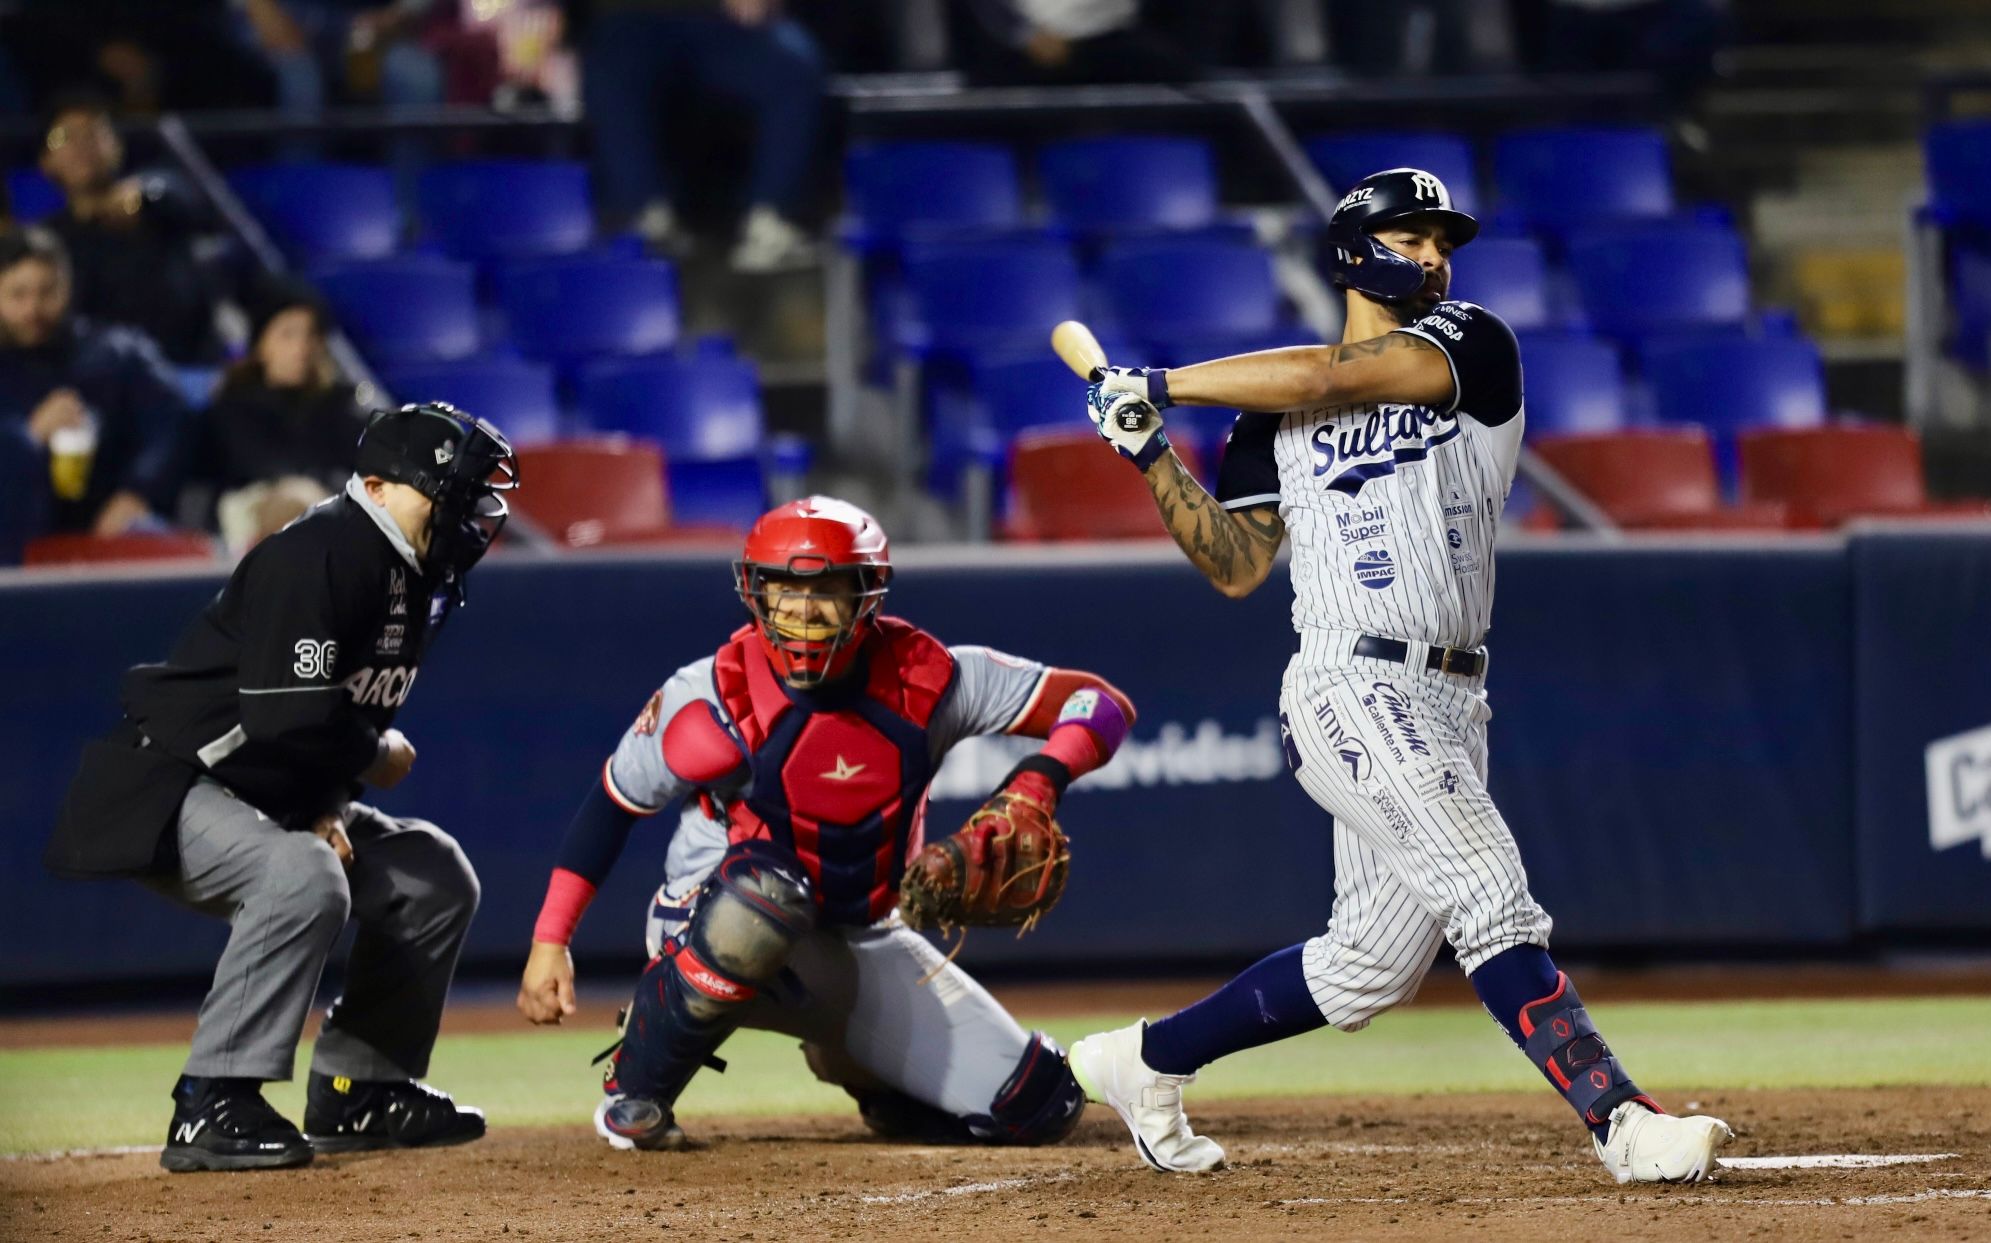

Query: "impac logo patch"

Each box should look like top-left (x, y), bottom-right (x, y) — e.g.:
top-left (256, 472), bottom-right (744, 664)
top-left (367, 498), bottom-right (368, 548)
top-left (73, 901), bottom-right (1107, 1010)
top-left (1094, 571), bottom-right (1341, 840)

top-left (1353, 548), bottom-right (1397, 590)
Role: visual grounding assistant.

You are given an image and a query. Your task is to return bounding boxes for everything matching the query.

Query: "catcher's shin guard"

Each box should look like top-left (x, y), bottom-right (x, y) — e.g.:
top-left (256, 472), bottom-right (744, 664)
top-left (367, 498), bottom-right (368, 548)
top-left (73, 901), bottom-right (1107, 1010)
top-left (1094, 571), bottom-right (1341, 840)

top-left (613, 842), bottom-right (814, 1105)
top-left (1519, 973), bottom-right (1659, 1129)
top-left (965, 1032), bottom-right (1087, 1146)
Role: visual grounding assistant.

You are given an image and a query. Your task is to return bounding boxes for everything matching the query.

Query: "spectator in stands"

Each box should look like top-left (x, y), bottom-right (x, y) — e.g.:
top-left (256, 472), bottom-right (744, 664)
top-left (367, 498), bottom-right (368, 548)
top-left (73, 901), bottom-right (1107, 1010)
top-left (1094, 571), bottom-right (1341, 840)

top-left (0, 228), bottom-right (189, 560)
top-left (956, 0), bottom-right (1199, 86)
top-left (1, 1), bottom-right (281, 116)
top-left (580, 0), bottom-right (823, 272)
top-left (239, 0), bottom-right (446, 117)
top-left (188, 280), bottom-right (368, 555)
top-left (38, 92), bottom-right (225, 365)
top-left (1525, 0), bottom-right (1727, 102)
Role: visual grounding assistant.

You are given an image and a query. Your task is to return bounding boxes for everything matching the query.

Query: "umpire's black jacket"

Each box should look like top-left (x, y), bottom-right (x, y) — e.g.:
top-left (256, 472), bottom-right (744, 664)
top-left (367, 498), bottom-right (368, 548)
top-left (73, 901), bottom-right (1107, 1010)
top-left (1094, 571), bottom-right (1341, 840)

top-left (46, 478), bottom-right (446, 878)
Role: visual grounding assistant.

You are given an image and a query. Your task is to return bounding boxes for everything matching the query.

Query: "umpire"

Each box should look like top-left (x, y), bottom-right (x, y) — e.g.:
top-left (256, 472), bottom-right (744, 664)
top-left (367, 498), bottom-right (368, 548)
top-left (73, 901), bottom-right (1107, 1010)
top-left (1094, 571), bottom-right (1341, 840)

top-left (44, 402), bottom-right (519, 1173)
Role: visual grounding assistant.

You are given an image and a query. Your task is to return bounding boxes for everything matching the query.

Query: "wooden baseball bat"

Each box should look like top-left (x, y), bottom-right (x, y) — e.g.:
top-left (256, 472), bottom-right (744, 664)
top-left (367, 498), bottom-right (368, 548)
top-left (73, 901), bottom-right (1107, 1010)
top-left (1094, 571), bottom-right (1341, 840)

top-left (1052, 320), bottom-right (1149, 433)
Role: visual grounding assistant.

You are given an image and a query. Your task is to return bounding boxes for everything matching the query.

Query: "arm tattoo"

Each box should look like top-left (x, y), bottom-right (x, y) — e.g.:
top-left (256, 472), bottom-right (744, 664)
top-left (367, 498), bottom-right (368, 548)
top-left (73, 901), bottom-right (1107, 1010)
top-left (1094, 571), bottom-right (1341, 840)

top-left (1145, 452), bottom-right (1285, 593)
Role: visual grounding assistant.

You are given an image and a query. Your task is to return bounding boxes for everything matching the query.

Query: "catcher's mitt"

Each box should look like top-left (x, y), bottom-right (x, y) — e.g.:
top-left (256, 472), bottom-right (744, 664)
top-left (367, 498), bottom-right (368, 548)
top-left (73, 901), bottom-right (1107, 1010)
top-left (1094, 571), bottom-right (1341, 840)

top-left (899, 789), bottom-right (1070, 934)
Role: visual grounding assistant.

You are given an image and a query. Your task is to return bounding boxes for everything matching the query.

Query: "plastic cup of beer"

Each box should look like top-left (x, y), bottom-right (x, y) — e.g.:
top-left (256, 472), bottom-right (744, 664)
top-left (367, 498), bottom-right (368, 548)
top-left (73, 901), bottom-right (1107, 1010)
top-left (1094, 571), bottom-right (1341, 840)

top-left (49, 418), bottom-right (98, 502)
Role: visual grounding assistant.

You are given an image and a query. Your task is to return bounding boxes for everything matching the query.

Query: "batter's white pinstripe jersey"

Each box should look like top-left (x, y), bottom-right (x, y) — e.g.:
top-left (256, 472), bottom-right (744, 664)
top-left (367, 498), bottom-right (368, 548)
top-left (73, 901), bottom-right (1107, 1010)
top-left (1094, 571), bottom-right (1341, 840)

top-left (1215, 301), bottom-right (1526, 651)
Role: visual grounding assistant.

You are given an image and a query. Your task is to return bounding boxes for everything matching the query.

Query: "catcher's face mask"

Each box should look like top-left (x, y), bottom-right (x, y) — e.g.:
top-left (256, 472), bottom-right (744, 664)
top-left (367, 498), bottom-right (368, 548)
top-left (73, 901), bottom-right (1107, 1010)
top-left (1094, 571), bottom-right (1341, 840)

top-left (737, 560), bottom-right (889, 688)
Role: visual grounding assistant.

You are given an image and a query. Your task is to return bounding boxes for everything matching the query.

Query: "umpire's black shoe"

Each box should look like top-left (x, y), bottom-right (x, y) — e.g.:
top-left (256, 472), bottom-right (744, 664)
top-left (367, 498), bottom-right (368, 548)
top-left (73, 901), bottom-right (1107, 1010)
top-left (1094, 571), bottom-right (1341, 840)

top-left (159, 1076), bottom-right (314, 1173)
top-left (303, 1072), bottom-right (487, 1153)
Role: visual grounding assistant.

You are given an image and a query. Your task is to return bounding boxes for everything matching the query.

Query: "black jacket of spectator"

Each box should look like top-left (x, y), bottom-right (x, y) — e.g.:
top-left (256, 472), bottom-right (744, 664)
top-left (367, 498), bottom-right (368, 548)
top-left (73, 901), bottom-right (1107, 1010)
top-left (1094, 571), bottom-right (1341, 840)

top-left (46, 172), bottom-right (223, 365)
top-left (192, 377), bottom-right (368, 499)
top-left (0, 316), bottom-right (190, 533)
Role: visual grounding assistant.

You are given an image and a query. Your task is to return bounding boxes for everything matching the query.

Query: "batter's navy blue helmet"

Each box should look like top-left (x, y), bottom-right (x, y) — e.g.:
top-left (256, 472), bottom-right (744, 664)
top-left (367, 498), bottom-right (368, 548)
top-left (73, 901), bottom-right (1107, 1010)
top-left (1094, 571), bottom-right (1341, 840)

top-left (1326, 167), bottom-right (1480, 302)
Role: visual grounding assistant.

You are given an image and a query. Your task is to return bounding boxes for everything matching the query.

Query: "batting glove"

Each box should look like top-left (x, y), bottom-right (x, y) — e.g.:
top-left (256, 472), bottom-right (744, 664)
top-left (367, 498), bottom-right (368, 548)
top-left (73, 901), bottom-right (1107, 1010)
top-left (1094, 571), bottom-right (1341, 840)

top-left (1087, 383), bottom-right (1171, 473)
top-left (1097, 365), bottom-right (1173, 409)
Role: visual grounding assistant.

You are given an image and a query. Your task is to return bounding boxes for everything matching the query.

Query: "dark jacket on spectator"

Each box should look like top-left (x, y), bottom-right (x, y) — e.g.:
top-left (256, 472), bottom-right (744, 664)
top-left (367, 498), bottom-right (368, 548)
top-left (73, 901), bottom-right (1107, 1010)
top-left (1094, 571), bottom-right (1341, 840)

top-left (0, 316), bottom-right (190, 533)
top-left (191, 375), bottom-right (369, 500)
top-left (45, 171), bottom-right (222, 365)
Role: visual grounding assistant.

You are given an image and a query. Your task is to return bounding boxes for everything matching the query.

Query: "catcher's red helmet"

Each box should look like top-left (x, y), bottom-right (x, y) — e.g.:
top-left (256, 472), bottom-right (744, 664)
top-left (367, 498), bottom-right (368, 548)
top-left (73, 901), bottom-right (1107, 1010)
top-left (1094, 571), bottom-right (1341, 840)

top-left (736, 496), bottom-right (892, 686)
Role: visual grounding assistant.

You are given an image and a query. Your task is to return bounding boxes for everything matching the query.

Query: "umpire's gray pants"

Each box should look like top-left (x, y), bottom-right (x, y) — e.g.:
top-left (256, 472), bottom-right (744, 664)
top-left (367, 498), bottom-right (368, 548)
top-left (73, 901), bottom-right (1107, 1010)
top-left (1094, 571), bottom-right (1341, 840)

top-left (144, 779), bottom-right (480, 1083)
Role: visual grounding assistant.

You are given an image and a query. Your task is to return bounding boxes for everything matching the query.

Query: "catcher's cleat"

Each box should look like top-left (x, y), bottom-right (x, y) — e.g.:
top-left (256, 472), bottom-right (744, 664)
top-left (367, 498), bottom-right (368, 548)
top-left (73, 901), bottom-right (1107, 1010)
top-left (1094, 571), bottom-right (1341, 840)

top-left (1068, 1021), bottom-right (1224, 1173)
top-left (1593, 1100), bottom-right (1732, 1184)
top-left (303, 1073), bottom-right (486, 1153)
top-left (159, 1075), bottom-right (314, 1173)
top-left (595, 1094), bottom-right (688, 1151)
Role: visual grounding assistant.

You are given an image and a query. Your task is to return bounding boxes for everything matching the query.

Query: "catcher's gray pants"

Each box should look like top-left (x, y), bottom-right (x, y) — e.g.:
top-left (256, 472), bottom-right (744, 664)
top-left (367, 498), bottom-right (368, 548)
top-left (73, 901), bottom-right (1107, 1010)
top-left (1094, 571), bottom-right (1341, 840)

top-left (646, 885), bottom-right (1031, 1118)
top-left (145, 779), bottom-right (480, 1083)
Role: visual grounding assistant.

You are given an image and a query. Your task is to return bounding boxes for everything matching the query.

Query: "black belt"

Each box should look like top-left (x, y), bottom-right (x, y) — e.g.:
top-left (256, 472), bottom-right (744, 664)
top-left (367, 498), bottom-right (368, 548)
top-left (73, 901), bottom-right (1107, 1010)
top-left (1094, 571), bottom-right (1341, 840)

top-left (1352, 634), bottom-right (1486, 678)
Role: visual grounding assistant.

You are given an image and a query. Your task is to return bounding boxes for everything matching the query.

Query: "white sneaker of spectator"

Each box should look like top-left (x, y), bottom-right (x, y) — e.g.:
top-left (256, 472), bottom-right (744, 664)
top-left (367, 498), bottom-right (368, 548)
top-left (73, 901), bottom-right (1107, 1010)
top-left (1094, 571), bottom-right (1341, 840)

top-left (635, 201), bottom-right (692, 256)
top-left (731, 205), bottom-right (816, 274)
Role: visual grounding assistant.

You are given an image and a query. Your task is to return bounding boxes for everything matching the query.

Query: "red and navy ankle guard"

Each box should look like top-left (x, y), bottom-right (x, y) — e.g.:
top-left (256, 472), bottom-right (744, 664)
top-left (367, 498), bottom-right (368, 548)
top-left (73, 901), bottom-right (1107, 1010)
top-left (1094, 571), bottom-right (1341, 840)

top-left (1518, 973), bottom-right (1661, 1128)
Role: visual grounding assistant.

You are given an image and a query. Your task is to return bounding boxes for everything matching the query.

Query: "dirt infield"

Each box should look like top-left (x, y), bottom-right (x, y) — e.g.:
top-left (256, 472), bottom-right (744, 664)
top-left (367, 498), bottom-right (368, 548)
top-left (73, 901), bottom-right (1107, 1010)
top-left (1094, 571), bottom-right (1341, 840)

top-left (4, 1087), bottom-right (1988, 1242)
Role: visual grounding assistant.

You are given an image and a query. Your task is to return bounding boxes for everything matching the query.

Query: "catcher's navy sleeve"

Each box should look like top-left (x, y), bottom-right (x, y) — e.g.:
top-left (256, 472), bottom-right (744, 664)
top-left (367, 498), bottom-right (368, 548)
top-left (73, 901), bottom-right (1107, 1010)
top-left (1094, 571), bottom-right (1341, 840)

top-left (1393, 300), bottom-right (1523, 427)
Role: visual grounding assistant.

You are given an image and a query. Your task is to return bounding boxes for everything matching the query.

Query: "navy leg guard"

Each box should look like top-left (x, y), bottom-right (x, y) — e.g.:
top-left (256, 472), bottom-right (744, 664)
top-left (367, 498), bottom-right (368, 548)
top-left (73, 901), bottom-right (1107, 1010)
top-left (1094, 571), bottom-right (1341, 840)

top-left (964, 1033), bottom-right (1087, 1147)
top-left (612, 842), bottom-right (814, 1106)
top-left (1519, 973), bottom-right (1659, 1131)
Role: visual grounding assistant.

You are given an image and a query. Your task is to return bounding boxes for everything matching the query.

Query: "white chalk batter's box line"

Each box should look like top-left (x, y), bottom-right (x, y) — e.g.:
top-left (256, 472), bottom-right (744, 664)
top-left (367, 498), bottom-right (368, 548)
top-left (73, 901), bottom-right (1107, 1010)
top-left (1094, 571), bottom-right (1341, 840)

top-left (1279, 1188), bottom-right (1991, 1208)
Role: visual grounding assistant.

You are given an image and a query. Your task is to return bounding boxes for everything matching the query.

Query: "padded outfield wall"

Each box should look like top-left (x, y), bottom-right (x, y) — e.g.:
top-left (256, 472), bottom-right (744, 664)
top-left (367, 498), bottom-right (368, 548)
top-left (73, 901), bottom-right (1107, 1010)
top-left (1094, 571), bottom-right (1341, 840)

top-left (2, 530), bottom-right (1987, 988)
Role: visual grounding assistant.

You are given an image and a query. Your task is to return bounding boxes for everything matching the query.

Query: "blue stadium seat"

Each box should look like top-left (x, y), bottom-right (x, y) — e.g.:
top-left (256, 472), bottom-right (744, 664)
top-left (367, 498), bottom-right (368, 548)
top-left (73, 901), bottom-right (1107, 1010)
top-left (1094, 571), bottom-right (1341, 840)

top-left (499, 257), bottom-right (678, 369)
top-left (1097, 235), bottom-right (1283, 357)
top-left (1448, 236), bottom-right (1550, 330)
top-left (230, 163), bottom-right (399, 263)
top-left (1037, 136), bottom-right (1219, 232)
top-left (316, 257), bottom-right (478, 365)
top-left (1645, 338), bottom-right (1826, 435)
top-left (7, 168), bottom-right (62, 222)
top-left (1926, 120), bottom-right (1991, 224)
top-left (418, 160), bottom-right (593, 262)
top-left (1952, 243), bottom-right (1991, 369)
top-left (1494, 127), bottom-right (1672, 229)
top-left (1515, 332), bottom-right (1625, 436)
top-left (1305, 132), bottom-right (1479, 213)
top-left (578, 355), bottom-right (769, 529)
top-left (1566, 221), bottom-right (1749, 347)
top-left (895, 236), bottom-right (1079, 356)
top-left (842, 143), bottom-right (1023, 247)
top-left (381, 357), bottom-right (561, 445)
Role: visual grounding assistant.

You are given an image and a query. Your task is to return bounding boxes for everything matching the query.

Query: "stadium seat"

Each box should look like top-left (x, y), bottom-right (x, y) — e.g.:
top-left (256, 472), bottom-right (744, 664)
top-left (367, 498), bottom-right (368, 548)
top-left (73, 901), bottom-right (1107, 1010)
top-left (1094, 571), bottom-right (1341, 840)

top-left (511, 439), bottom-right (738, 547)
top-left (417, 160), bottom-right (593, 262)
top-left (577, 354), bottom-right (770, 529)
top-left (1739, 425), bottom-right (1991, 529)
top-left (1531, 429), bottom-right (1787, 530)
top-left (1494, 127), bottom-right (1673, 229)
top-left (1005, 428), bottom-right (1204, 541)
top-left (8, 167), bottom-right (64, 222)
top-left (315, 257), bottom-right (479, 365)
top-left (895, 235), bottom-right (1079, 356)
top-left (1516, 332), bottom-right (1626, 437)
top-left (1566, 221), bottom-right (1750, 347)
top-left (230, 163), bottom-right (399, 263)
top-left (841, 142), bottom-right (1023, 247)
top-left (1097, 234), bottom-right (1282, 356)
top-left (499, 257), bottom-right (679, 370)
top-left (1645, 338), bottom-right (1826, 435)
top-left (1305, 133), bottom-right (1479, 213)
top-left (1037, 135), bottom-right (1219, 232)
top-left (1448, 236), bottom-right (1550, 331)
top-left (381, 358), bottom-right (561, 445)
top-left (1925, 119), bottom-right (1991, 224)
top-left (23, 531), bottom-right (218, 566)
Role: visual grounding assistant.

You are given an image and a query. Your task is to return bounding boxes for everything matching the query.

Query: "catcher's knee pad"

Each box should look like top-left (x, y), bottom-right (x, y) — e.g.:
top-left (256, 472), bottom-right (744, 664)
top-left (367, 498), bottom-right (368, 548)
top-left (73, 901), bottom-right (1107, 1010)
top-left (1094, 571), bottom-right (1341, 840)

top-left (615, 843), bottom-right (815, 1104)
top-left (1519, 973), bottom-right (1656, 1128)
top-left (965, 1033), bottom-right (1086, 1146)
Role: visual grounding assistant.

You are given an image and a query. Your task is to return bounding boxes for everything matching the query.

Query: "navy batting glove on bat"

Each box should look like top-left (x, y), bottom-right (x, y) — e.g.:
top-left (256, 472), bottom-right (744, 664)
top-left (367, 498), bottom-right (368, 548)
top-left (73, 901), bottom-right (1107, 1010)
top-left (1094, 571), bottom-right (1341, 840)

top-left (1087, 383), bottom-right (1170, 473)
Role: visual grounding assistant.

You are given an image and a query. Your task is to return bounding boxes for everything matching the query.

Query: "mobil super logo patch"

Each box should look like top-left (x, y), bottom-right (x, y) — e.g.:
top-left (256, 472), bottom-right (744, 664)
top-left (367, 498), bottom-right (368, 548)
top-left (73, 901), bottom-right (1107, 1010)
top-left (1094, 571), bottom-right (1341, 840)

top-left (1353, 548), bottom-right (1397, 589)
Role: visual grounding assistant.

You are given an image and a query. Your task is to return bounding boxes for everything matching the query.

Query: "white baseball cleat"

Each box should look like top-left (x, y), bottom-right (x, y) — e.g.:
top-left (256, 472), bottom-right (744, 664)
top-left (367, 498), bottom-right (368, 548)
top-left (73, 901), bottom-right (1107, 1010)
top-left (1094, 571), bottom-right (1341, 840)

top-left (1593, 1100), bottom-right (1732, 1184)
top-left (1068, 1021), bottom-right (1225, 1173)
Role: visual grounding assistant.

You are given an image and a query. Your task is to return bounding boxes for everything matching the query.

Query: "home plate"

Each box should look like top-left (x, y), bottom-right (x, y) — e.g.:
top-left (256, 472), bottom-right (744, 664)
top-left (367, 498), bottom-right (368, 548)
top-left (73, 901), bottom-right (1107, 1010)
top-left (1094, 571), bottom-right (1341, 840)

top-left (1719, 1154), bottom-right (1961, 1170)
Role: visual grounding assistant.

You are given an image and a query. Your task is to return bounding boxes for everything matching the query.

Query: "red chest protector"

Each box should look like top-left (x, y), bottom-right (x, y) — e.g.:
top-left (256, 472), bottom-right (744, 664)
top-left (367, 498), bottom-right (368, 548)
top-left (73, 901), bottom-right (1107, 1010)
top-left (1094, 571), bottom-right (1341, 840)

top-left (668, 617), bottom-right (955, 926)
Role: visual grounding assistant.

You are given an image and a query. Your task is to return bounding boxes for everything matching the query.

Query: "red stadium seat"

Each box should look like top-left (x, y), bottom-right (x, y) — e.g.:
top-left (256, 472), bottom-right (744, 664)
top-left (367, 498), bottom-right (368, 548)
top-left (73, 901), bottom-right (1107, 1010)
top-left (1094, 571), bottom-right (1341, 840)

top-left (23, 531), bottom-right (218, 567)
top-left (1532, 430), bottom-right (1789, 530)
top-left (512, 439), bottom-right (741, 548)
top-left (1004, 430), bottom-right (1204, 541)
top-left (1739, 425), bottom-right (1991, 529)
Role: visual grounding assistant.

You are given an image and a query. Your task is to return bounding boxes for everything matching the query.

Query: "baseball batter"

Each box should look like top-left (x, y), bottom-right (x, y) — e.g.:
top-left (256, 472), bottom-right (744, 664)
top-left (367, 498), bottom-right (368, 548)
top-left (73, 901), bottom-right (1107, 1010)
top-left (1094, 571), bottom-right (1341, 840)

top-left (516, 497), bottom-right (1127, 1151)
top-left (1065, 167), bottom-right (1733, 1183)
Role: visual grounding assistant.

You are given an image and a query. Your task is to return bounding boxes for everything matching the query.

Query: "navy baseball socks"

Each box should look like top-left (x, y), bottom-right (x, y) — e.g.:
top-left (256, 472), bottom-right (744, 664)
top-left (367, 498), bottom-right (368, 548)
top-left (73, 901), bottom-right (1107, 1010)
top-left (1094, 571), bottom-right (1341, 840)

top-left (1469, 945), bottom-right (1656, 1140)
top-left (1140, 944), bottom-right (1325, 1074)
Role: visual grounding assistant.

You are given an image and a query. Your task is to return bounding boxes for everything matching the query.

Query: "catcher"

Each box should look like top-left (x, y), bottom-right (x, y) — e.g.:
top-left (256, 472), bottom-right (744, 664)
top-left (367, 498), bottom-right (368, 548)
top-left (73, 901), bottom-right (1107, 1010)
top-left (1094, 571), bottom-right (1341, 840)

top-left (515, 496), bottom-right (1131, 1151)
